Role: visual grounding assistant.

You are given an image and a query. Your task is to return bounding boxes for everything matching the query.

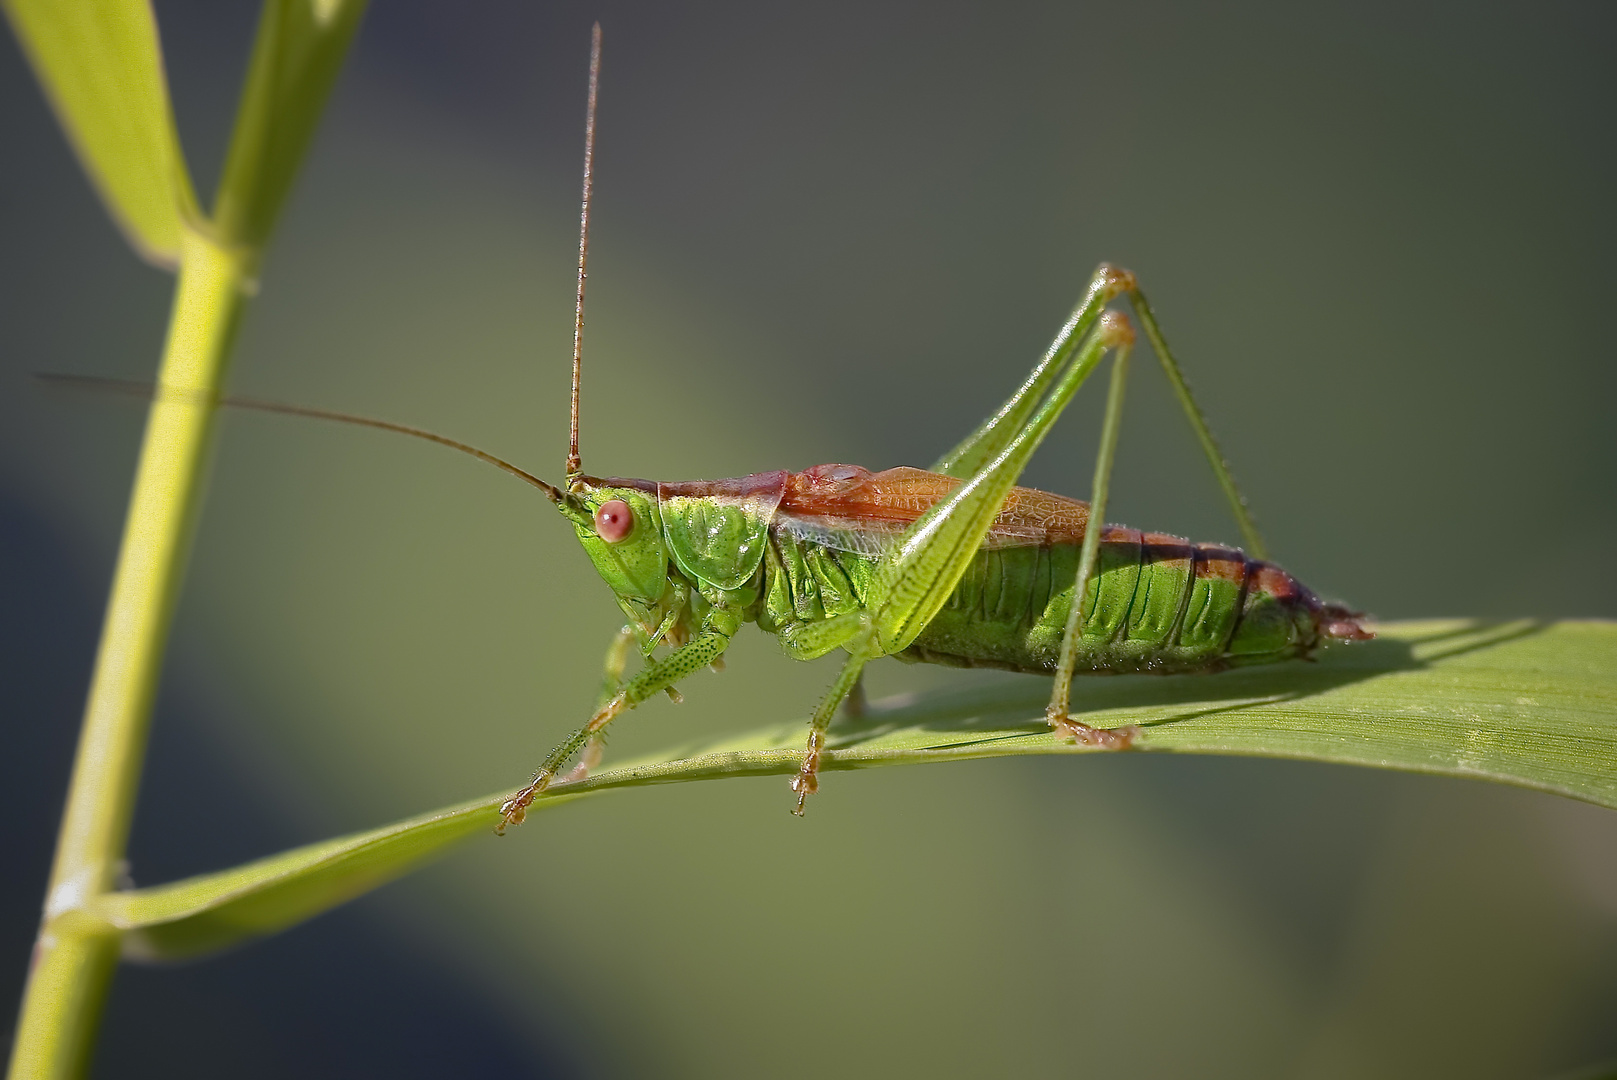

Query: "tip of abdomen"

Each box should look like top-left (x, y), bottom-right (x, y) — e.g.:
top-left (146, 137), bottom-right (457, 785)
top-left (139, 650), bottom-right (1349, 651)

top-left (1314, 601), bottom-right (1374, 641)
top-left (1239, 560), bottom-right (1374, 655)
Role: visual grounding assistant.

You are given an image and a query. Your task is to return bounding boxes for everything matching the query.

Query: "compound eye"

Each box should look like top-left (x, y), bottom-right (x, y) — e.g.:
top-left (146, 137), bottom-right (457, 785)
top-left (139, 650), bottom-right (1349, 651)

top-left (594, 499), bottom-right (634, 543)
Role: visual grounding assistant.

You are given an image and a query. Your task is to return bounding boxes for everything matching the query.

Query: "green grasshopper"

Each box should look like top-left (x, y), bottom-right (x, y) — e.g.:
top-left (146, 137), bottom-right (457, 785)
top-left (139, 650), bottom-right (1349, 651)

top-left (71, 27), bottom-right (1369, 831)
top-left (508, 270), bottom-right (1366, 830)
top-left (489, 28), bottom-right (1370, 828)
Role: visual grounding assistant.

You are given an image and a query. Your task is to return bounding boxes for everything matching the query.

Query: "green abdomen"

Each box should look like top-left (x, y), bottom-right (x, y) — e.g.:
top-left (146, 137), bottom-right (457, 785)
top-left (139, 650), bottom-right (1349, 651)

top-left (757, 525), bottom-right (1329, 675)
top-left (899, 530), bottom-right (1325, 675)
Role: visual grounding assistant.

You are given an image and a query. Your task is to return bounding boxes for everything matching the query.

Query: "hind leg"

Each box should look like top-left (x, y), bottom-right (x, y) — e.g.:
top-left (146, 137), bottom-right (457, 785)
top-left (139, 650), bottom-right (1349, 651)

top-left (1045, 342), bottom-right (1137, 747)
top-left (793, 308), bottom-right (1137, 812)
top-left (1124, 281), bottom-right (1268, 559)
top-left (934, 263), bottom-right (1270, 560)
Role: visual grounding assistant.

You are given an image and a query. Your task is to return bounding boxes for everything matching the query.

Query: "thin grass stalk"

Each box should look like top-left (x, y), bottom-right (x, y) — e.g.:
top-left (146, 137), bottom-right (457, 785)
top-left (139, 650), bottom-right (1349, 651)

top-left (7, 228), bottom-right (250, 1080)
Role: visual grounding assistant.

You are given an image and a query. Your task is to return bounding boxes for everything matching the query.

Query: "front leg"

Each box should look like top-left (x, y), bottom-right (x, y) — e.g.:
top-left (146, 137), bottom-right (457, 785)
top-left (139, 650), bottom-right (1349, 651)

top-left (498, 618), bottom-right (736, 833)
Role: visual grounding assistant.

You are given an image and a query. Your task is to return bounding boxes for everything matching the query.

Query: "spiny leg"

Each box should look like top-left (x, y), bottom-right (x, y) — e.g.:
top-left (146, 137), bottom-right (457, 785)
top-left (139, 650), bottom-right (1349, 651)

top-left (1046, 347), bottom-right (1139, 748)
top-left (1041, 274), bottom-right (1267, 741)
top-left (926, 266), bottom-right (1263, 753)
top-left (792, 649), bottom-right (873, 816)
top-left (773, 611), bottom-right (873, 815)
top-left (1124, 280), bottom-right (1269, 560)
top-left (499, 624), bottom-right (734, 833)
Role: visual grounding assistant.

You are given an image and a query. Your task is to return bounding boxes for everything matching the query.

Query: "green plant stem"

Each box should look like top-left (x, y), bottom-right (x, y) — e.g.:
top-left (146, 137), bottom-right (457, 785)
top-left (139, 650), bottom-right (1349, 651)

top-left (8, 229), bottom-right (250, 1080)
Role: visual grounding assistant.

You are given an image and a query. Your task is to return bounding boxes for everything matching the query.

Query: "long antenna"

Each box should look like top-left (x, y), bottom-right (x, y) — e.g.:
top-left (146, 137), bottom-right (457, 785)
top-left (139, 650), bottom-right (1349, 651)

top-left (567, 22), bottom-right (601, 479)
top-left (37, 374), bottom-right (567, 503)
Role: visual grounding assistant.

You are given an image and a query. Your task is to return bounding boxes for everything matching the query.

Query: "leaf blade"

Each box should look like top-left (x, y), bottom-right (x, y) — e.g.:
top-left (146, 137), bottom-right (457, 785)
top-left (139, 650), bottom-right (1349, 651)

top-left (3, 0), bottom-right (196, 265)
top-left (99, 791), bottom-right (526, 960)
top-left (101, 619), bottom-right (1616, 960)
top-left (211, 0), bottom-right (367, 252)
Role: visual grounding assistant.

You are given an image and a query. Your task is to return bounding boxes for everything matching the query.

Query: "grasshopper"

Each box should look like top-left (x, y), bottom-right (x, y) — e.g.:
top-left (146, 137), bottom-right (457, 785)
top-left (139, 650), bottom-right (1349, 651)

top-left (492, 27), bottom-right (1370, 829)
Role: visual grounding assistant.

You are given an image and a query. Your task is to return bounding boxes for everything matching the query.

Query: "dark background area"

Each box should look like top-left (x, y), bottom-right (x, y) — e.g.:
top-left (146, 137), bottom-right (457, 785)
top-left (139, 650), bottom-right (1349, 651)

top-left (3, 2), bottom-right (1615, 1077)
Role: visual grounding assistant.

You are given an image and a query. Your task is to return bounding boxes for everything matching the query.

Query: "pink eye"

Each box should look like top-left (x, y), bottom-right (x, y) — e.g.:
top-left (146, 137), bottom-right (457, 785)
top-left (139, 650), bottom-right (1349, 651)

top-left (594, 499), bottom-right (634, 543)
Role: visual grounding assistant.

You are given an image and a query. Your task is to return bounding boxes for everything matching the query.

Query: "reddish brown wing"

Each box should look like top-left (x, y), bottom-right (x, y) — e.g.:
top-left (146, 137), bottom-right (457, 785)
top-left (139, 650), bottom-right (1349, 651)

top-left (780, 463), bottom-right (1096, 548)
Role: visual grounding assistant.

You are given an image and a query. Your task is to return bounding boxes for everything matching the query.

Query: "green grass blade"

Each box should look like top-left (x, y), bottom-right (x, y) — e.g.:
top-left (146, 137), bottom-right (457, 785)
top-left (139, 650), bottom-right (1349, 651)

top-left (2, 0), bottom-right (197, 266)
top-left (101, 619), bottom-right (1615, 961)
top-left (211, 0), bottom-right (367, 251)
top-left (99, 792), bottom-right (529, 961)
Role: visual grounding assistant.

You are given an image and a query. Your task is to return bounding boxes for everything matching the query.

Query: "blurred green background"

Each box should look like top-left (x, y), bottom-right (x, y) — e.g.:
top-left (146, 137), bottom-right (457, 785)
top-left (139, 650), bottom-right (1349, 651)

top-left (4, 1), bottom-right (1616, 1076)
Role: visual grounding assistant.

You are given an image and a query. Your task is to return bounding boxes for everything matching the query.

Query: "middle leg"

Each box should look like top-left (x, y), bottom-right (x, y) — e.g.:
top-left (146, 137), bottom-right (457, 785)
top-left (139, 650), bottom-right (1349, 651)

top-left (791, 650), bottom-right (874, 816)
